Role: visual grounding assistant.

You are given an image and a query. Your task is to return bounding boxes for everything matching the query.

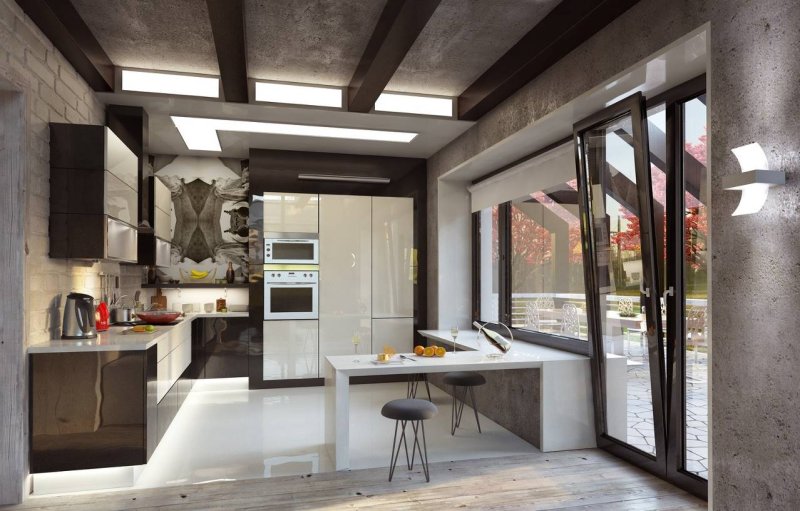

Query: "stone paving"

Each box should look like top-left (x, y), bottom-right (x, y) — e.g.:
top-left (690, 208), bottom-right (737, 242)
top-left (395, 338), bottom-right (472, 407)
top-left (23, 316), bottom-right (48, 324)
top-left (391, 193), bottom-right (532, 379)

top-left (621, 342), bottom-right (709, 479)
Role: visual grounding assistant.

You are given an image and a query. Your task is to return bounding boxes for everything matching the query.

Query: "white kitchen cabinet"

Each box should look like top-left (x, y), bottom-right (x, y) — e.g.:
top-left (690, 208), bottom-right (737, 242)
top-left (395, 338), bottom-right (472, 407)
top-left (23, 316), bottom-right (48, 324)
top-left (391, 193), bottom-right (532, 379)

top-left (104, 127), bottom-right (138, 191)
top-left (105, 171), bottom-right (138, 226)
top-left (263, 320), bottom-right (319, 380)
top-left (154, 207), bottom-right (172, 241)
top-left (372, 197), bottom-right (414, 318)
top-left (154, 178), bottom-right (173, 242)
top-left (263, 192), bottom-right (319, 235)
top-left (372, 318), bottom-right (413, 355)
top-left (319, 195), bottom-right (372, 366)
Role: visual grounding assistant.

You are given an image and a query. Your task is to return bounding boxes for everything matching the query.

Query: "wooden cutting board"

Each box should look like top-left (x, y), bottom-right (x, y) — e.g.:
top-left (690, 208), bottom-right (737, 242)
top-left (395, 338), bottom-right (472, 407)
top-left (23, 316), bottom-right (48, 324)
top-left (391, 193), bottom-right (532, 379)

top-left (150, 288), bottom-right (167, 310)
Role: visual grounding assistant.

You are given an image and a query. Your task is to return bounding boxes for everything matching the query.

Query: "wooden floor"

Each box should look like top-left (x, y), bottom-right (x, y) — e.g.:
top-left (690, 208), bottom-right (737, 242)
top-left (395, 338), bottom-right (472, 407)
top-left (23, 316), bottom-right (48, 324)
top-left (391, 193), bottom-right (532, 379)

top-left (5, 450), bottom-right (706, 510)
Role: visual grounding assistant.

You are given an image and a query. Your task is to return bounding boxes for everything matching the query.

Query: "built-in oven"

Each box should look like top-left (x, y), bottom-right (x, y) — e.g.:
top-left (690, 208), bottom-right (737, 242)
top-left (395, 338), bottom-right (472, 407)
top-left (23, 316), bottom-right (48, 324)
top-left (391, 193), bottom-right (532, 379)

top-left (264, 238), bottom-right (319, 265)
top-left (264, 271), bottom-right (319, 320)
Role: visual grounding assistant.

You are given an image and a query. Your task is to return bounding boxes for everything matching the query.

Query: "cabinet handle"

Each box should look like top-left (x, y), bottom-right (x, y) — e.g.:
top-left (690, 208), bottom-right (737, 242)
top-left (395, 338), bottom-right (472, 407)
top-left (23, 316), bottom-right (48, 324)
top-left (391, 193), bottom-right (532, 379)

top-left (351, 253), bottom-right (356, 268)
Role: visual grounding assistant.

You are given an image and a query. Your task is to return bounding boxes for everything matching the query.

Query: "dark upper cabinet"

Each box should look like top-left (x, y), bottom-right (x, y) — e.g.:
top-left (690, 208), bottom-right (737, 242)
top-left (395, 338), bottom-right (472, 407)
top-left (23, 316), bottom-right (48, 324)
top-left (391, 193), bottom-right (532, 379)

top-left (49, 124), bottom-right (139, 262)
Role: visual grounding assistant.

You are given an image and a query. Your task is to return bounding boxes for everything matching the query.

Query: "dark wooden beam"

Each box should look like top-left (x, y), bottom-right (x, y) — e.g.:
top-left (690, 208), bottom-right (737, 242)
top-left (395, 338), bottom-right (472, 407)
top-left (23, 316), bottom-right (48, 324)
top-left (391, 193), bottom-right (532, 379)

top-left (206, 0), bottom-right (248, 103)
top-left (15, 0), bottom-right (114, 91)
top-left (347, 0), bottom-right (441, 113)
top-left (458, 0), bottom-right (640, 121)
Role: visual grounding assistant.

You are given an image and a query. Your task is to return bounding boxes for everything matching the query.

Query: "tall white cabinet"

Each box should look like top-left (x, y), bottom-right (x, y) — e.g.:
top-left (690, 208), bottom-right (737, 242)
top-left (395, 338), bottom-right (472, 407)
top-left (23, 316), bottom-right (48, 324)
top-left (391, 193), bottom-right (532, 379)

top-left (319, 195), bottom-right (372, 367)
top-left (371, 197), bottom-right (414, 354)
top-left (263, 320), bottom-right (319, 380)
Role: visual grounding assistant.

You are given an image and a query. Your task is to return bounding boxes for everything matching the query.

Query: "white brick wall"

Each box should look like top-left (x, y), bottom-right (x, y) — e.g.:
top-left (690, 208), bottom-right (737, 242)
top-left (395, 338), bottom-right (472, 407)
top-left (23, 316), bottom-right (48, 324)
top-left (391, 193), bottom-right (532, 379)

top-left (0, 0), bottom-right (141, 346)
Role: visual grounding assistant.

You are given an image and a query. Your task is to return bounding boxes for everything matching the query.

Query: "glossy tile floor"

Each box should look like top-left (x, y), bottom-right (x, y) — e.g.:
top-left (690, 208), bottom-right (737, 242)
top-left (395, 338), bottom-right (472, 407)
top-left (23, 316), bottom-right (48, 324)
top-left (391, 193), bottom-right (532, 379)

top-left (133, 378), bottom-right (538, 490)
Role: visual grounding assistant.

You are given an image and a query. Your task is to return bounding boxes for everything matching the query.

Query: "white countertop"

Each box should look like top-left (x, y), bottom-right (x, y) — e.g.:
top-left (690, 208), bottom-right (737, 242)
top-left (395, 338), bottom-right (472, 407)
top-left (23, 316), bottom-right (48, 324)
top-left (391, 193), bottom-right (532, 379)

top-left (325, 331), bottom-right (587, 377)
top-left (28, 312), bottom-right (249, 354)
top-left (418, 329), bottom-right (588, 361)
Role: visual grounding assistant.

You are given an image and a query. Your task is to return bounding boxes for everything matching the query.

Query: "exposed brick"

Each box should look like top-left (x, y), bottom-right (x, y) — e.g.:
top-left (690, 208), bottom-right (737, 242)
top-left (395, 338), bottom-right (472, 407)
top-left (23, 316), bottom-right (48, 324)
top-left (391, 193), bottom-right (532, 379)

top-left (58, 66), bottom-right (87, 97)
top-left (13, 15), bottom-right (46, 60)
top-left (65, 104), bottom-right (83, 124)
top-left (55, 80), bottom-right (79, 108)
top-left (39, 83), bottom-right (64, 114)
top-left (27, 51), bottom-right (56, 87)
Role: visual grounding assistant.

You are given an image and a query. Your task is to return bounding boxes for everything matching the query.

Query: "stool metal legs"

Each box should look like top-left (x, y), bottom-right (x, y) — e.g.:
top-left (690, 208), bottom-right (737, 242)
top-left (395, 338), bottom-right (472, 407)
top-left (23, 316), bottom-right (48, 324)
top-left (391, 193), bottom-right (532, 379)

top-left (388, 419), bottom-right (430, 482)
top-left (450, 385), bottom-right (482, 435)
top-left (406, 373), bottom-right (432, 401)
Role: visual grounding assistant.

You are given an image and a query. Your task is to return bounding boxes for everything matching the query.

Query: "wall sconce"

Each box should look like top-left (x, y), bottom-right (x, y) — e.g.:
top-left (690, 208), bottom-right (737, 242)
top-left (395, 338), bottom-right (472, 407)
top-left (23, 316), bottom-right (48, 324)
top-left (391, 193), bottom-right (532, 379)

top-left (723, 143), bottom-right (785, 216)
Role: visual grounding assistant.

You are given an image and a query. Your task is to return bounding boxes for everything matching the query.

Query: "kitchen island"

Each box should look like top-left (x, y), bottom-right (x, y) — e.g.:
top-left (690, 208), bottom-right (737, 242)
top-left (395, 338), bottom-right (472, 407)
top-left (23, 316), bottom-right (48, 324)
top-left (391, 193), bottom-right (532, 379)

top-left (324, 332), bottom-right (599, 471)
top-left (28, 312), bottom-right (248, 474)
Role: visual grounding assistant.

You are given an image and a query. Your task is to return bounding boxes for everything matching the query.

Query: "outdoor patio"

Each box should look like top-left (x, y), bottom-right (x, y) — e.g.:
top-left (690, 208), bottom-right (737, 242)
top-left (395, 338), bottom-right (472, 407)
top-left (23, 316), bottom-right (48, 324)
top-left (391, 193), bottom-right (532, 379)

top-left (624, 345), bottom-right (709, 479)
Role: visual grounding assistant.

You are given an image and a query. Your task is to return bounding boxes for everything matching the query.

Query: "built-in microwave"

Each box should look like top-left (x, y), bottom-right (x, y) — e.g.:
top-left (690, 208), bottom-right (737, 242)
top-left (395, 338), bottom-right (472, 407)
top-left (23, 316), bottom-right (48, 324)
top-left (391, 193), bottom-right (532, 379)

top-left (264, 271), bottom-right (319, 320)
top-left (264, 238), bottom-right (319, 265)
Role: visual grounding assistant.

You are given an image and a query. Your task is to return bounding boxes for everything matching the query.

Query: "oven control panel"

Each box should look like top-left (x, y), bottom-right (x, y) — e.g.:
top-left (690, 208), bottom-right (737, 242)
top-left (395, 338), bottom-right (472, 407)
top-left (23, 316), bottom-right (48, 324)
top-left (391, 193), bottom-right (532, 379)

top-left (264, 271), bottom-right (318, 283)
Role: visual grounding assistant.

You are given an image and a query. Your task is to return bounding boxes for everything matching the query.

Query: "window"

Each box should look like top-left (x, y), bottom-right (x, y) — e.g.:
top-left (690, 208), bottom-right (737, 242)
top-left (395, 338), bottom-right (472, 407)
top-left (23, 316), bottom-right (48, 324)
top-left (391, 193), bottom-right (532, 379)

top-left (472, 142), bottom-right (589, 352)
top-left (477, 205), bottom-right (500, 323)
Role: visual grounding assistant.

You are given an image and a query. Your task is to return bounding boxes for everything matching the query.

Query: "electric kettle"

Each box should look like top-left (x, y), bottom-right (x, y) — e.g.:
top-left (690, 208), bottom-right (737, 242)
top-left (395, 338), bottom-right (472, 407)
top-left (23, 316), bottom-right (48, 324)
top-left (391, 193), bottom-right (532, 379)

top-left (62, 292), bottom-right (98, 339)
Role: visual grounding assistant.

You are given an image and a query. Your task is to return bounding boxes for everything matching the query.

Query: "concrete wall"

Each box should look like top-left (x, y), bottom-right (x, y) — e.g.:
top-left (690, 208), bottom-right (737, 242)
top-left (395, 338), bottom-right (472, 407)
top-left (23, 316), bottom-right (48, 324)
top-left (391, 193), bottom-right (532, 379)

top-left (0, 0), bottom-right (141, 503)
top-left (427, 0), bottom-right (800, 508)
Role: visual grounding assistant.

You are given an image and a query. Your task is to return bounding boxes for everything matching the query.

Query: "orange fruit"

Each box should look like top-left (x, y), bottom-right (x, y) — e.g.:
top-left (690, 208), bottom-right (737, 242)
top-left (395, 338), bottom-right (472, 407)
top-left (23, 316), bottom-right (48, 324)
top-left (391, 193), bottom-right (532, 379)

top-left (414, 345), bottom-right (424, 356)
top-left (434, 346), bottom-right (446, 357)
top-left (423, 346), bottom-right (435, 357)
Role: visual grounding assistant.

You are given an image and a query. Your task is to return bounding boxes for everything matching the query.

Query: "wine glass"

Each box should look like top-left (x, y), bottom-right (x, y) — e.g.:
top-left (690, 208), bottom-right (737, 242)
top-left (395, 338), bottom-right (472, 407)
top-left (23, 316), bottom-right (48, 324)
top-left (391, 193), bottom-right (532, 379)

top-left (352, 330), bottom-right (361, 362)
top-left (450, 325), bottom-right (459, 353)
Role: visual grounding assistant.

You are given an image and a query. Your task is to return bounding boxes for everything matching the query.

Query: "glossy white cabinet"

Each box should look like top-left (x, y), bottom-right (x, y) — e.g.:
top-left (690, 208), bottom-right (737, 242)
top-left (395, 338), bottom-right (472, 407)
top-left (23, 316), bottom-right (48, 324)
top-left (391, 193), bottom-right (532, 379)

top-left (154, 207), bottom-right (172, 241)
top-left (371, 318), bottom-right (413, 355)
top-left (156, 320), bottom-right (191, 402)
top-left (154, 178), bottom-right (173, 242)
top-left (372, 197), bottom-right (414, 318)
top-left (105, 171), bottom-right (138, 226)
top-left (263, 193), bottom-right (319, 235)
top-left (263, 320), bottom-right (319, 380)
top-left (319, 195), bottom-right (372, 366)
top-left (106, 217), bottom-right (138, 262)
top-left (104, 127), bottom-right (138, 191)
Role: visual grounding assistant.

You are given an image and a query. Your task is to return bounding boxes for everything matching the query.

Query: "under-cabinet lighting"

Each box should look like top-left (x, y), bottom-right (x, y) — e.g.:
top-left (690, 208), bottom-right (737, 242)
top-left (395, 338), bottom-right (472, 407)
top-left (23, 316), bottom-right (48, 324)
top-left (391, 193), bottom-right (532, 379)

top-left (724, 143), bottom-right (785, 216)
top-left (298, 174), bottom-right (390, 184)
top-left (254, 82), bottom-right (343, 108)
top-left (374, 92), bottom-right (454, 117)
top-left (121, 69), bottom-right (220, 98)
top-left (171, 116), bottom-right (417, 151)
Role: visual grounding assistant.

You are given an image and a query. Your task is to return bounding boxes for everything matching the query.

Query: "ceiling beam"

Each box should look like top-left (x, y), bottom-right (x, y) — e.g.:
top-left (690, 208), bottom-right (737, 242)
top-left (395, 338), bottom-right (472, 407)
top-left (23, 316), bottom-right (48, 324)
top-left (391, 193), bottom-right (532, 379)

top-left (206, 0), bottom-right (248, 103)
top-left (347, 0), bottom-right (441, 113)
top-left (15, 0), bottom-right (114, 91)
top-left (458, 0), bottom-right (641, 121)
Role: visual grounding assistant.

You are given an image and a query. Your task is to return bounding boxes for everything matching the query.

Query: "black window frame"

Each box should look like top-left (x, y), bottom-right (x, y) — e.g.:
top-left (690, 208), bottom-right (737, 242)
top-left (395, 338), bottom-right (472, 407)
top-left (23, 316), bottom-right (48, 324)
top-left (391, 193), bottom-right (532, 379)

top-left (471, 139), bottom-right (591, 357)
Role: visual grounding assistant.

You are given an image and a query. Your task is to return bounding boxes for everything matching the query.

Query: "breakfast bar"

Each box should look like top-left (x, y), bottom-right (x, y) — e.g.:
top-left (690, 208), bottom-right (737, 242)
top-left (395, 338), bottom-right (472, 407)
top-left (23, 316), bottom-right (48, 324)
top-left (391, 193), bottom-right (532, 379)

top-left (324, 331), bottom-right (601, 471)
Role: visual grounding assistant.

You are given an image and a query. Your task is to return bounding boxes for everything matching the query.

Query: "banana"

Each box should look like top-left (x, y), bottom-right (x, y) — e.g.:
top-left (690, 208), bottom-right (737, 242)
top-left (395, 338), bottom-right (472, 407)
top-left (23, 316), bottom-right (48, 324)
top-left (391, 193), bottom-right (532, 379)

top-left (190, 270), bottom-right (209, 279)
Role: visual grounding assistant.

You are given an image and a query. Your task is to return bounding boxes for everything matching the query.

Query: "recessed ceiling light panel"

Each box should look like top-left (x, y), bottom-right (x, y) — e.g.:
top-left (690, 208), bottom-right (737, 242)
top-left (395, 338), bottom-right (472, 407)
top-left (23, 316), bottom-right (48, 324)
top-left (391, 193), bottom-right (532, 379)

top-left (171, 116), bottom-right (418, 152)
top-left (254, 82), bottom-right (343, 108)
top-left (374, 92), bottom-right (454, 117)
top-left (121, 69), bottom-right (220, 98)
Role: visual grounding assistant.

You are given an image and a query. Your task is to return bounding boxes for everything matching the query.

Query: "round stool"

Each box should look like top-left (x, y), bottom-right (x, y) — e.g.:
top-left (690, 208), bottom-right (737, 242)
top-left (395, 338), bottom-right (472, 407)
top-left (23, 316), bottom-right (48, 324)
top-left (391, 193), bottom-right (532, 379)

top-left (442, 371), bottom-right (486, 435)
top-left (381, 398), bottom-right (438, 482)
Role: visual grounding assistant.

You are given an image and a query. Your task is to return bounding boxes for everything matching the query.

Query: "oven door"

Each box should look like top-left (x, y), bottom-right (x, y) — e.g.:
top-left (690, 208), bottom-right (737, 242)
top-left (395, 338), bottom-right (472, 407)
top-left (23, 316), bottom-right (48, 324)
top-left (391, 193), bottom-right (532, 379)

top-left (264, 283), bottom-right (319, 320)
top-left (265, 239), bottom-right (319, 264)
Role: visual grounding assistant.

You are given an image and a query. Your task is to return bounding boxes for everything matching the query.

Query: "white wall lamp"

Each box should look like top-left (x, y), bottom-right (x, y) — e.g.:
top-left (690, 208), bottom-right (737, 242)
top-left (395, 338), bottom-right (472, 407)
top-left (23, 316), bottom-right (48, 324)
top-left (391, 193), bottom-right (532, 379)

top-left (724, 142), bottom-right (785, 216)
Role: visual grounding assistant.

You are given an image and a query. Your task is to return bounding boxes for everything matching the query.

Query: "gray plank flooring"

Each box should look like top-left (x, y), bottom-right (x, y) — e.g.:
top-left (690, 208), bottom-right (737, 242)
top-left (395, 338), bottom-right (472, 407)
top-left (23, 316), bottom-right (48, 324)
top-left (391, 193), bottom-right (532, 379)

top-left (4, 450), bottom-right (706, 510)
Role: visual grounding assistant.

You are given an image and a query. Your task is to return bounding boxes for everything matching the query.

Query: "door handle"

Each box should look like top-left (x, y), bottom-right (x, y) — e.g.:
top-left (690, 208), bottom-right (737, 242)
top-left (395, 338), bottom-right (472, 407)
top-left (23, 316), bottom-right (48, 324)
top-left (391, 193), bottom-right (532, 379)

top-left (663, 286), bottom-right (674, 301)
top-left (639, 280), bottom-right (650, 298)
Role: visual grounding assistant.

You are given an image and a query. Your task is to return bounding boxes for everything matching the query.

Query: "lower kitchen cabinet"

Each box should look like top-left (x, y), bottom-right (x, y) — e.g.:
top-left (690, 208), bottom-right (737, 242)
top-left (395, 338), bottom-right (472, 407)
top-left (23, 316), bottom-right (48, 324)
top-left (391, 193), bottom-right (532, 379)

top-left (198, 317), bottom-right (250, 379)
top-left (263, 320), bottom-right (319, 380)
top-left (30, 348), bottom-right (158, 473)
top-left (371, 317), bottom-right (414, 355)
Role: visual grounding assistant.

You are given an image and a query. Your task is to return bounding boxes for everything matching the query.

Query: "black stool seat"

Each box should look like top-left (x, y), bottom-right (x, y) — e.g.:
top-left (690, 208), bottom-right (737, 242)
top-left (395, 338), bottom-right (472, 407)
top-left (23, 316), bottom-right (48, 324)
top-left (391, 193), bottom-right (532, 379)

top-left (443, 371), bottom-right (486, 387)
top-left (381, 398), bottom-right (438, 421)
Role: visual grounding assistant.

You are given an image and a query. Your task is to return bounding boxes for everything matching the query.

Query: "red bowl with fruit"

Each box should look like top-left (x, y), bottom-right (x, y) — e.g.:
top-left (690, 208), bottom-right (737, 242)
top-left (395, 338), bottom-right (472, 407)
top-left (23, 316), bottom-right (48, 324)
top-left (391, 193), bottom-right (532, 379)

top-left (135, 311), bottom-right (182, 324)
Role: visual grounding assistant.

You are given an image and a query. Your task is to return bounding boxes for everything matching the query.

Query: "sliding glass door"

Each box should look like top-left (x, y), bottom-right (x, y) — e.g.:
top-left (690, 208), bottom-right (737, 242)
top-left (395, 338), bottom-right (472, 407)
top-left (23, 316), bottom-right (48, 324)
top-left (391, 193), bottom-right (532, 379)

top-left (575, 82), bottom-right (708, 499)
top-left (573, 92), bottom-right (668, 475)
